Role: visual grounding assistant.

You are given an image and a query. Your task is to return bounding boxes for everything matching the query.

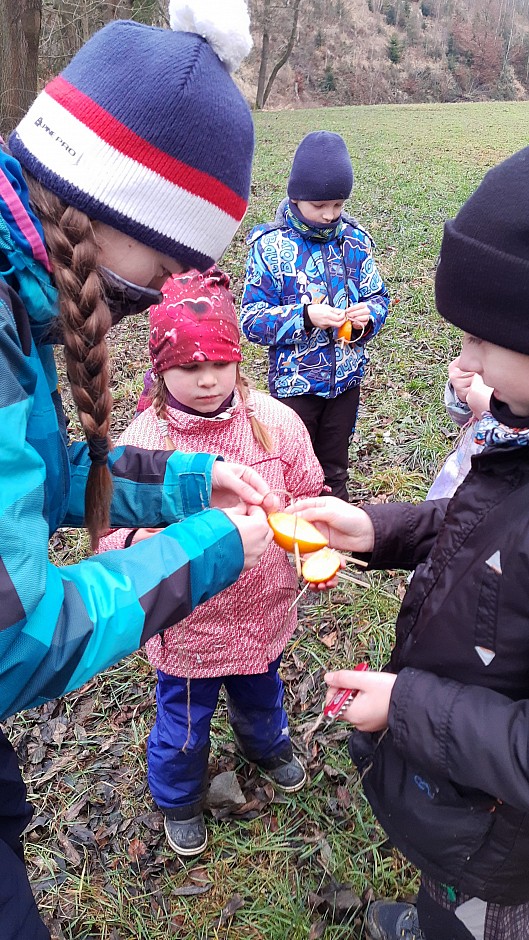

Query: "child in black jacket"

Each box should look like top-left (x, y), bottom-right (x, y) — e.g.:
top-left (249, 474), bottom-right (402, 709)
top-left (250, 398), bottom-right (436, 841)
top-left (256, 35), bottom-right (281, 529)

top-left (289, 146), bottom-right (529, 940)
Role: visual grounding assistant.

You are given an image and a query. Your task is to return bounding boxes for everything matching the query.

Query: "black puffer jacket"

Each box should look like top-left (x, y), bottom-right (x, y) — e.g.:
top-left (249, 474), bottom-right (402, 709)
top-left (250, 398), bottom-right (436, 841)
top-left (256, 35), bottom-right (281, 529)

top-left (350, 442), bottom-right (529, 904)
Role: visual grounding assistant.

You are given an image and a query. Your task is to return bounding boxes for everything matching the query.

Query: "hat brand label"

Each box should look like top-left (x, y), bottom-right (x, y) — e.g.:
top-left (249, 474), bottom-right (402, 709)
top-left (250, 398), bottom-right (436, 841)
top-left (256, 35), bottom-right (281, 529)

top-left (33, 116), bottom-right (82, 164)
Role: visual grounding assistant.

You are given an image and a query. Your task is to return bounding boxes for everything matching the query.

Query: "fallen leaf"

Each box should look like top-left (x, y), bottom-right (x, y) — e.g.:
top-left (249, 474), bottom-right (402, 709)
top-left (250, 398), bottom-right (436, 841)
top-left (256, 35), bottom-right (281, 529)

top-left (127, 838), bottom-right (147, 862)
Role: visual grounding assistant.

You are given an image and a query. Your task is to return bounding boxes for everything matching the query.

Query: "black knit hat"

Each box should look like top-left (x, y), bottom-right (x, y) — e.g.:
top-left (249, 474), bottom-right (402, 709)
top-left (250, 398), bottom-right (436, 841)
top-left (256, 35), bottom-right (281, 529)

top-left (435, 146), bottom-right (529, 355)
top-left (287, 131), bottom-right (354, 201)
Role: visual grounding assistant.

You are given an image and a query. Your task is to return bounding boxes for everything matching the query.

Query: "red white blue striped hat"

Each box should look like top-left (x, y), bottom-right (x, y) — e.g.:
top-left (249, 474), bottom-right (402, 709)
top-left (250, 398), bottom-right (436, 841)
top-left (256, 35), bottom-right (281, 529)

top-left (10, 1), bottom-right (254, 273)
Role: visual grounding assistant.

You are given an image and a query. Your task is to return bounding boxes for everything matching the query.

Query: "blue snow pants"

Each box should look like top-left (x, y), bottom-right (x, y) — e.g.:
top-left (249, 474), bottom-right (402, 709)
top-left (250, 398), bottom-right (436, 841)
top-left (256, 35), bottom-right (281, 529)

top-left (0, 728), bottom-right (50, 939)
top-left (147, 655), bottom-right (293, 820)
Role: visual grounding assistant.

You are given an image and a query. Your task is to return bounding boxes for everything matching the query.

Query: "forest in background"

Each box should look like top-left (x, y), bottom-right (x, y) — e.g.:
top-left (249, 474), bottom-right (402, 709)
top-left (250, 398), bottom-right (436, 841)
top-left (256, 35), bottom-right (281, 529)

top-left (3, 0), bottom-right (529, 139)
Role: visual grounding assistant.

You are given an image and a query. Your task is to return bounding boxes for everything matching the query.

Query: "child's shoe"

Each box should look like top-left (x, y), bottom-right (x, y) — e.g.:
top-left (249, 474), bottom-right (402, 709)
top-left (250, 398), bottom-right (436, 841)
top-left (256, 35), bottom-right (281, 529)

top-left (264, 754), bottom-right (306, 792)
top-left (366, 901), bottom-right (424, 940)
top-left (164, 813), bottom-right (207, 857)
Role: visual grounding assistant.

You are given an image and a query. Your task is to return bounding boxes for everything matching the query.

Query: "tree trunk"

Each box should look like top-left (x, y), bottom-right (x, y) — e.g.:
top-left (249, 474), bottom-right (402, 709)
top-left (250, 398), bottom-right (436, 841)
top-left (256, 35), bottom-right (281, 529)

top-left (0, 0), bottom-right (42, 139)
top-left (255, 0), bottom-right (271, 109)
top-left (261, 0), bottom-right (302, 109)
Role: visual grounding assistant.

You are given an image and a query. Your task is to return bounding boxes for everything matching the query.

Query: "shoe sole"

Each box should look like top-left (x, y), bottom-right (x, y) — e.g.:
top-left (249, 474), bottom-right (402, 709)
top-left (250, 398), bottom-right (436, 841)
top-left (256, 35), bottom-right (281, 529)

top-left (164, 818), bottom-right (208, 857)
top-left (266, 768), bottom-right (307, 793)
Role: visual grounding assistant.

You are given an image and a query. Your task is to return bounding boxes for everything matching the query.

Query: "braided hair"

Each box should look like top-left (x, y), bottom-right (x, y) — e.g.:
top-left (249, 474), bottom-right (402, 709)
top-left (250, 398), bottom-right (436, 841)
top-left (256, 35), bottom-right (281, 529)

top-left (26, 174), bottom-right (113, 549)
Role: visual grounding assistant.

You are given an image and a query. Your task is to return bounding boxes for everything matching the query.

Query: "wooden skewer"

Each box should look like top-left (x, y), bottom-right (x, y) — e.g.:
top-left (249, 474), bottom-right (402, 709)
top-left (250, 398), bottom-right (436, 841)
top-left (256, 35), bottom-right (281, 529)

top-left (346, 556), bottom-right (368, 568)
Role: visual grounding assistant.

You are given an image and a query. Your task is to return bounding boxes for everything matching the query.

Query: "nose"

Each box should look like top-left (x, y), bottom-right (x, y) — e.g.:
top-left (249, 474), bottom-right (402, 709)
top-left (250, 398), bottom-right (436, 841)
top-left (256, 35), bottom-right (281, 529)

top-left (198, 367), bottom-right (217, 388)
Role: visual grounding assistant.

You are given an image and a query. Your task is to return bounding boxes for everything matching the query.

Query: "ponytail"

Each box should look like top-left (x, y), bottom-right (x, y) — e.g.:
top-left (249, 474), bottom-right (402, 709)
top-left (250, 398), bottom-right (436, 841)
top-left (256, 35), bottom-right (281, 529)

top-left (235, 367), bottom-right (274, 454)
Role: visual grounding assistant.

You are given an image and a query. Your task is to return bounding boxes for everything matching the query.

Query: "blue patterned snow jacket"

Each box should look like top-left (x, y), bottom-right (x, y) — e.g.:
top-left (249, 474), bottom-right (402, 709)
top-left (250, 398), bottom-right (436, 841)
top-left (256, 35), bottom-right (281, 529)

top-left (0, 149), bottom-right (243, 720)
top-left (241, 198), bottom-right (389, 399)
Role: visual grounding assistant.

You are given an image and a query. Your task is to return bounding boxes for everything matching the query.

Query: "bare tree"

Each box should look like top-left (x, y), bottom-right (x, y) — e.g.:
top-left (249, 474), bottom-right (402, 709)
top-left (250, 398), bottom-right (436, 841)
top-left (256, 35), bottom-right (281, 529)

top-left (254, 0), bottom-right (303, 110)
top-left (0, 0), bottom-right (42, 139)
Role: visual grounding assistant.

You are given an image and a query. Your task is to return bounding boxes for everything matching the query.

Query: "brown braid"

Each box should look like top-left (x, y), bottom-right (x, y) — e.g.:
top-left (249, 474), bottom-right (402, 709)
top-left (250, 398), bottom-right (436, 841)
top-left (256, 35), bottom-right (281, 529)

top-left (150, 367), bottom-right (274, 454)
top-left (25, 174), bottom-right (113, 549)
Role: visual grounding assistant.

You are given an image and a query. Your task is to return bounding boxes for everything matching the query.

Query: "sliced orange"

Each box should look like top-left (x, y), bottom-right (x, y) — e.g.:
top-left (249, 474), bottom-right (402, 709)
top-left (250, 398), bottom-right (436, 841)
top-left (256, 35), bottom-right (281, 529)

top-left (337, 320), bottom-right (352, 342)
top-left (301, 547), bottom-right (341, 583)
top-left (267, 512), bottom-right (328, 554)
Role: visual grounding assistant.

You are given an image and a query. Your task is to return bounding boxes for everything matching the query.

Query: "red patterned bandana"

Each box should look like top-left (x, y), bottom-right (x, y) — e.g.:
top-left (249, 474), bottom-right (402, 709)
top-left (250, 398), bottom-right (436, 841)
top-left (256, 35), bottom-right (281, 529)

top-left (149, 267), bottom-right (242, 372)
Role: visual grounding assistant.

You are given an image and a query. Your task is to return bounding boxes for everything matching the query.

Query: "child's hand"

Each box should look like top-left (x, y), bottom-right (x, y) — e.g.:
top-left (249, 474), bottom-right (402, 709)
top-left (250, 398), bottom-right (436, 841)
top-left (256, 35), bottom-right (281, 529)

top-left (285, 496), bottom-right (375, 554)
top-left (307, 303), bottom-right (347, 330)
top-left (448, 356), bottom-right (475, 402)
top-left (222, 504), bottom-right (274, 571)
top-left (324, 669), bottom-right (397, 731)
top-left (466, 373), bottom-right (493, 420)
top-left (345, 302), bottom-right (371, 329)
top-left (211, 461), bottom-right (279, 513)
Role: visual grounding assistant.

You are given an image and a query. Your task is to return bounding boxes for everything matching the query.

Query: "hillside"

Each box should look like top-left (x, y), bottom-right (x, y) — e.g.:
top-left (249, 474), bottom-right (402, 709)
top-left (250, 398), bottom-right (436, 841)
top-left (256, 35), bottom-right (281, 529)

top-left (240, 0), bottom-right (529, 108)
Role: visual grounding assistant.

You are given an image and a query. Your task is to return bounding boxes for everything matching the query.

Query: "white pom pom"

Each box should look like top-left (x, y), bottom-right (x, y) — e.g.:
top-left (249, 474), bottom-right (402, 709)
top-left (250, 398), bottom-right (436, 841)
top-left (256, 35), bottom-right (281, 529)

top-left (169, 0), bottom-right (252, 73)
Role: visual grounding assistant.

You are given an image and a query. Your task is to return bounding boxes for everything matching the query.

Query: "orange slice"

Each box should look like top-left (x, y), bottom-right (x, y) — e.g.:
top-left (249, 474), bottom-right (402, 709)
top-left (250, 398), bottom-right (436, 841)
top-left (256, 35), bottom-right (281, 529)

top-left (301, 547), bottom-right (341, 583)
top-left (267, 512), bottom-right (328, 554)
top-left (337, 321), bottom-right (352, 342)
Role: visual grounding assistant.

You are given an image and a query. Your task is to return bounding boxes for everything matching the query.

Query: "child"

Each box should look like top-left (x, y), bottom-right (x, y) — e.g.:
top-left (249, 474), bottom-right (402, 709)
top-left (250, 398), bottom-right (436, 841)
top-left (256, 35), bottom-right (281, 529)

top-left (288, 146), bottom-right (529, 939)
top-left (0, 3), bottom-right (278, 934)
top-left (241, 130), bottom-right (390, 502)
top-left (426, 357), bottom-right (492, 500)
top-left (99, 268), bottom-right (324, 857)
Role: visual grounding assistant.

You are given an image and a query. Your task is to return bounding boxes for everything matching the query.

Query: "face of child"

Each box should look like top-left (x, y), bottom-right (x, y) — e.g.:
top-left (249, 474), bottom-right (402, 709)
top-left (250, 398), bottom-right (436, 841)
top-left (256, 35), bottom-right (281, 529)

top-left (163, 361), bottom-right (238, 413)
top-left (292, 199), bottom-right (345, 225)
top-left (94, 223), bottom-right (186, 289)
top-left (459, 334), bottom-right (529, 417)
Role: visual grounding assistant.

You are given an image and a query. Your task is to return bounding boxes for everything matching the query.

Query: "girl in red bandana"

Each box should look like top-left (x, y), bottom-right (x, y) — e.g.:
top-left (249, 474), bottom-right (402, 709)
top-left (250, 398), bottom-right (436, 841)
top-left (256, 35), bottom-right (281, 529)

top-left (99, 267), bottom-right (324, 857)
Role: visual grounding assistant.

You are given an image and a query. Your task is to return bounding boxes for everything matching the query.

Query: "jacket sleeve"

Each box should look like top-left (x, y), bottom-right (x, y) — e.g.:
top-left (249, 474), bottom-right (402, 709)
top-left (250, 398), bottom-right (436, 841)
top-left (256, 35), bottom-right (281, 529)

top-left (357, 246), bottom-right (390, 342)
top-left (390, 667), bottom-right (529, 813)
top-left (279, 410), bottom-right (325, 499)
top-left (240, 239), bottom-right (314, 347)
top-left (65, 440), bottom-right (217, 527)
top-left (363, 498), bottom-right (450, 570)
top-left (444, 380), bottom-right (472, 427)
top-left (0, 293), bottom-right (244, 720)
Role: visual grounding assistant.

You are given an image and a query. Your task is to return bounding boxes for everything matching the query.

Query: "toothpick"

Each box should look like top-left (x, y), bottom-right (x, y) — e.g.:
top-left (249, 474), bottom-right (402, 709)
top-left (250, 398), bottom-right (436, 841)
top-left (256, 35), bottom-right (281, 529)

top-left (294, 542), bottom-right (302, 578)
top-left (347, 556), bottom-right (368, 568)
top-left (286, 580), bottom-right (311, 614)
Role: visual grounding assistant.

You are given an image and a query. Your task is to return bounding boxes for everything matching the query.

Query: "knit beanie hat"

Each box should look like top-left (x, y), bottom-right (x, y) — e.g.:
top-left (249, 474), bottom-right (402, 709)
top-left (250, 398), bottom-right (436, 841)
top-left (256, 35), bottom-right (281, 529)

top-left (9, 0), bottom-right (254, 273)
top-left (435, 146), bottom-right (529, 355)
top-left (149, 267), bottom-right (242, 371)
top-left (287, 131), bottom-right (354, 201)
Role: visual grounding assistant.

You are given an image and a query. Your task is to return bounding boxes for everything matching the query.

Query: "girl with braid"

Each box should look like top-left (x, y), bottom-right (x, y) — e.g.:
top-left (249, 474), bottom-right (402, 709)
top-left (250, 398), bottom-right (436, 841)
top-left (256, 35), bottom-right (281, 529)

top-left (0, 3), bottom-right (277, 936)
top-left (99, 268), bottom-right (324, 857)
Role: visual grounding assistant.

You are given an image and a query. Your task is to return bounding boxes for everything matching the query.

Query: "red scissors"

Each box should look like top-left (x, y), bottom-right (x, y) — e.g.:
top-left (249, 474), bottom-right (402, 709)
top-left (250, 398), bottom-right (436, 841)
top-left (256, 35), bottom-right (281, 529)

top-left (323, 662), bottom-right (369, 719)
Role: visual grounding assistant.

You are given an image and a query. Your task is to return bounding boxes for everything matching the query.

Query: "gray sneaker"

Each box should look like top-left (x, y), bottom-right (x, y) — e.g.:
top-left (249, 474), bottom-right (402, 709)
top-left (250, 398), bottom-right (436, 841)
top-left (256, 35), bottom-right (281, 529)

top-left (164, 813), bottom-right (207, 857)
top-left (366, 901), bottom-right (425, 940)
top-left (264, 754), bottom-right (307, 792)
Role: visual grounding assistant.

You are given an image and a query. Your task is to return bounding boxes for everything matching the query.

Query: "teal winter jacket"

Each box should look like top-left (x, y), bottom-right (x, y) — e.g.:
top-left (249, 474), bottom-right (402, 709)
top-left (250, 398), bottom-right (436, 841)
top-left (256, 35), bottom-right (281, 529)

top-left (0, 149), bottom-right (243, 720)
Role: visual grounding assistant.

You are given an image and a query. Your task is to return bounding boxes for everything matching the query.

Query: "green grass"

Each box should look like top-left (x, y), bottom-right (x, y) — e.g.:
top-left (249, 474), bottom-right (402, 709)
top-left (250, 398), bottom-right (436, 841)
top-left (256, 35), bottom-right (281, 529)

top-left (16, 101), bottom-right (529, 938)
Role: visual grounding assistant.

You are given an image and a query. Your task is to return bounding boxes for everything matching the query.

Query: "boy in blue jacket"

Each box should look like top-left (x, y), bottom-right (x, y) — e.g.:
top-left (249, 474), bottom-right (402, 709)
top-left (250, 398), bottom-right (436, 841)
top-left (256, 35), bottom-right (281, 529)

top-left (241, 131), bottom-right (390, 500)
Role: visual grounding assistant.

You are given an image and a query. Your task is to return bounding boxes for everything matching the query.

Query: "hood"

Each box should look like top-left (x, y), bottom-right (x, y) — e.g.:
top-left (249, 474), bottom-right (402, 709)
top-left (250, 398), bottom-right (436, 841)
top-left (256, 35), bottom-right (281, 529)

top-left (246, 196), bottom-right (360, 246)
top-left (0, 146), bottom-right (58, 332)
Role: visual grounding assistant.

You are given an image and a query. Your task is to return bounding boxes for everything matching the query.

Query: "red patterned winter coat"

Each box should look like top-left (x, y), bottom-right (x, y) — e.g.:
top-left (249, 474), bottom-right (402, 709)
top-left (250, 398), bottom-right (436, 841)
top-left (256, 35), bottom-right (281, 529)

top-left (99, 389), bottom-right (324, 677)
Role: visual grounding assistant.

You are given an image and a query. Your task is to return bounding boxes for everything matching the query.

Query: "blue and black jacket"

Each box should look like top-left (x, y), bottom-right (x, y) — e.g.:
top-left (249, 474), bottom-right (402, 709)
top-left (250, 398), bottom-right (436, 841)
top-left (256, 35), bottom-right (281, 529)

top-left (241, 198), bottom-right (390, 399)
top-left (0, 149), bottom-right (243, 720)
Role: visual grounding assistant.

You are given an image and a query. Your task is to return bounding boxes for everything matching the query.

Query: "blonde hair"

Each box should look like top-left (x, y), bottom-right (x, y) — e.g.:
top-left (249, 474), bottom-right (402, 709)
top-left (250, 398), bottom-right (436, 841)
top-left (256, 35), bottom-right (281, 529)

top-left (26, 174), bottom-right (113, 549)
top-left (151, 365), bottom-right (274, 454)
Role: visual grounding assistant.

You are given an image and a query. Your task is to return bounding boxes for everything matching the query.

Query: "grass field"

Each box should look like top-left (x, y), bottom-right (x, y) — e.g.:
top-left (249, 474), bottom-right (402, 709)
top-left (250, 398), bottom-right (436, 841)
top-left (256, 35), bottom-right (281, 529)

top-left (11, 101), bottom-right (529, 939)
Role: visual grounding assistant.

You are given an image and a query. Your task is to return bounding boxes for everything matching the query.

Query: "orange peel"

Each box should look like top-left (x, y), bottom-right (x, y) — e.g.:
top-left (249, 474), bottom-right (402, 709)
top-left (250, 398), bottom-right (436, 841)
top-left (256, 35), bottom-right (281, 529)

top-left (301, 547), bottom-right (341, 583)
top-left (337, 320), bottom-right (352, 342)
top-left (267, 512), bottom-right (328, 554)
